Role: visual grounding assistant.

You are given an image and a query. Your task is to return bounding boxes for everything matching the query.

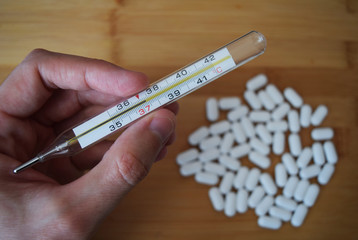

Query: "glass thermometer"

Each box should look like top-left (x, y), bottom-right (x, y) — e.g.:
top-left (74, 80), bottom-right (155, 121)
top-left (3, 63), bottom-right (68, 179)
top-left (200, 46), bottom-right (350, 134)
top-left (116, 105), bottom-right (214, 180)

top-left (13, 31), bottom-right (266, 173)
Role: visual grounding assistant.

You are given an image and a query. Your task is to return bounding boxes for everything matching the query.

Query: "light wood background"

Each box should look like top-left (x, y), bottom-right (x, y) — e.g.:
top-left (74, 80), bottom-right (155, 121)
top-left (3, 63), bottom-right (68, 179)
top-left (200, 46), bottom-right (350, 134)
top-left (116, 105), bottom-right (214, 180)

top-left (1, 0), bottom-right (358, 239)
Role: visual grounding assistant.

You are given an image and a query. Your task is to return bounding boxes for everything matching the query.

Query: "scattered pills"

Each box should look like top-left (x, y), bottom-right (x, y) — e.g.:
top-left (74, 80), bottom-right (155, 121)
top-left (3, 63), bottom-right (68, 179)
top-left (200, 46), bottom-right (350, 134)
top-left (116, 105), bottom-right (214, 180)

top-left (220, 132), bottom-right (235, 154)
top-left (250, 137), bottom-right (270, 155)
top-left (219, 155), bottom-right (240, 171)
top-left (209, 187), bottom-right (225, 211)
top-left (258, 216), bottom-right (282, 230)
top-left (300, 104), bottom-right (312, 128)
top-left (249, 151), bottom-right (271, 169)
top-left (233, 166), bottom-right (249, 189)
top-left (269, 206), bottom-right (291, 222)
top-left (258, 90), bottom-right (275, 111)
top-left (288, 133), bottom-right (302, 157)
top-left (199, 148), bottom-right (220, 162)
top-left (246, 73), bottom-right (268, 91)
top-left (275, 163), bottom-right (287, 188)
top-left (323, 141), bottom-right (338, 164)
top-left (227, 105), bottom-right (249, 122)
top-left (241, 117), bottom-right (255, 138)
top-left (312, 142), bottom-right (325, 166)
top-left (188, 126), bottom-right (209, 146)
top-left (224, 192), bottom-right (236, 217)
top-left (209, 120), bottom-right (231, 135)
top-left (248, 186), bottom-right (266, 208)
top-left (283, 176), bottom-right (299, 199)
top-left (288, 110), bottom-right (300, 133)
top-left (236, 189), bottom-right (249, 213)
top-left (291, 204), bottom-right (308, 227)
top-left (275, 195), bottom-right (297, 212)
top-left (272, 131), bottom-right (285, 155)
top-left (176, 148), bottom-right (199, 165)
top-left (260, 173), bottom-right (278, 195)
top-left (282, 153), bottom-right (299, 175)
top-left (299, 165), bottom-right (321, 179)
top-left (303, 184), bottom-right (320, 207)
top-left (272, 102), bottom-right (290, 120)
top-left (318, 164), bottom-right (335, 185)
top-left (220, 172), bottom-right (235, 194)
top-left (195, 172), bottom-right (219, 185)
top-left (266, 120), bottom-right (288, 132)
top-left (284, 87), bottom-right (303, 108)
top-left (294, 179), bottom-right (310, 202)
top-left (255, 195), bottom-right (274, 216)
top-left (249, 110), bottom-right (270, 122)
top-left (266, 84), bottom-right (284, 105)
top-left (204, 162), bottom-right (226, 176)
top-left (311, 105), bottom-right (328, 126)
top-left (231, 122), bottom-right (247, 144)
top-left (296, 147), bottom-right (313, 169)
top-left (311, 127), bottom-right (334, 141)
top-left (199, 135), bottom-right (221, 151)
top-left (180, 161), bottom-right (202, 176)
top-left (255, 124), bottom-right (273, 145)
top-left (206, 97), bottom-right (219, 122)
top-left (244, 90), bottom-right (262, 110)
top-left (219, 97), bottom-right (241, 110)
top-left (245, 168), bottom-right (261, 191)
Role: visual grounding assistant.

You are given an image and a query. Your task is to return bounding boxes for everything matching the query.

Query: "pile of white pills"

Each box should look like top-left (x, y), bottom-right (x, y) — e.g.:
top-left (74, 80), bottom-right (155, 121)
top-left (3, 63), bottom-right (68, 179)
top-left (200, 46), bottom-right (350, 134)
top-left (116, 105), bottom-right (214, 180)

top-left (176, 73), bottom-right (338, 230)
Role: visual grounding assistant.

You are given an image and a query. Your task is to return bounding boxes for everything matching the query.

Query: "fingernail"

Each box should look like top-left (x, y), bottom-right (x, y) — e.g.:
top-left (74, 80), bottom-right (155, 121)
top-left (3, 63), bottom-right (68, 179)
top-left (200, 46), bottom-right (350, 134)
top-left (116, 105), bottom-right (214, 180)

top-left (149, 117), bottom-right (174, 144)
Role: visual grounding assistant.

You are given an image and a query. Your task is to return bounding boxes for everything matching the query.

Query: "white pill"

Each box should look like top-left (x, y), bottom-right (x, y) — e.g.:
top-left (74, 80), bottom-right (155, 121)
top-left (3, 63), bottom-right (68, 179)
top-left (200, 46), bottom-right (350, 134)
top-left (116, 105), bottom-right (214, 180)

top-left (311, 127), bottom-right (334, 141)
top-left (233, 166), bottom-right (249, 189)
top-left (312, 142), bottom-right (325, 165)
top-left (248, 186), bottom-right (265, 208)
top-left (283, 176), bottom-right (299, 198)
top-left (255, 124), bottom-right (273, 145)
top-left (269, 206), bottom-right (292, 222)
top-left (219, 97), bottom-right (241, 110)
top-left (195, 172), bottom-right (219, 185)
top-left (176, 148), bottom-right (199, 165)
top-left (180, 161), bottom-right (202, 177)
top-left (260, 173), bottom-right (277, 195)
top-left (258, 216), bottom-right (282, 230)
top-left (227, 105), bottom-right (249, 122)
top-left (230, 144), bottom-right (251, 158)
top-left (288, 110), bottom-right (300, 133)
top-left (266, 121), bottom-right (288, 132)
top-left (220, 132), bottom-right (235, 154)
top-left (219, 155), bottom-right (240, 171)
top-left (255, 195), bottom-right (274, 216)
top-left (318, 163), bottom-right (335, 185)
top-left (188, 126), bottom-right (209, 146)
top-left (300, 104), bottom-right (312, 128)
top-left (249, 151), bottom-right (271, 169)
top-left (266, 84), bottom-right (284, 105)
top-left (282, 153), bottom-right (298, 175)
top-left (294, 179), bottom-right (310, 202)
top-left (244, 90), bottom-right (262, 110)
top-left (250, 137), bottom-right (270, 155)
top-left (303, 184), bottom-right (320, 207)
top-left (204, 162), bottom-right (226, 176)
top-left (311, 105), bottom-right (328, 126)
top-left (323, 141), bottom-right (338, 164)
top-left (246, 73), bottom-right (268, 91)
top-left (291, 204), bottom-right (308, 227)
top-left (273, 131), bottom-right (285, 155)
top-left (245, 168), bottom-right (261, 191)
top-left (275, 163), bottom-right (287, 188)
top-left (199, 148), bottom-right (220, 162)
top-left (231, 122), bottom-right (247, 144)
top-left (220, 172), bottom-right (235, 194)
top-left (199, 135), bottom-right (221, 151)
top-left (209, 120), bottom-right (231, 135)
top-left (206, 97), bottom-right (219, 122)
top-left (209, 187), bottom-right (225, 211)
top-left (258, 90), bottom-right (275, 111)
top-left (236, 189), bottom-right (249, 213)
top-left (241, 117), bottom-right (255, 138)
top-left (272, 103), bottom-right (290, 120)
top-left (284, 87), bottom-right (303, 108)
top-left (275, 195), bottom-right (297, 212)
top-left (224, 192), bottom-right (236, 217)
top-left (299, 165), bottom-right (321, 179)
top-left (288, 133), bottom-right (302, 157)
top-left (296, 147), bottom-right (313, 169)
top-left (249, 111), bottom-right (270, 122)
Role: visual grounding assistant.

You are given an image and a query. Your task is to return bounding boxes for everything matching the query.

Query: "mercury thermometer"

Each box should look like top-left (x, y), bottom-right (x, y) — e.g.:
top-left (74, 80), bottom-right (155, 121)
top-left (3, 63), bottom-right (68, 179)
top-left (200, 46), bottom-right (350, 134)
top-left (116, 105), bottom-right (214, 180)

top-left (13, 31), bottom-right (266, 173)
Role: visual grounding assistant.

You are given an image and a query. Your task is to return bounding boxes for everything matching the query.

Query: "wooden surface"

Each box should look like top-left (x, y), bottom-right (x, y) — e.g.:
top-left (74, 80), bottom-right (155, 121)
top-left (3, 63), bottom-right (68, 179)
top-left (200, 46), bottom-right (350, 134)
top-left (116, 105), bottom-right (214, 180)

top-left (1, 0), bottom-right (358, 239)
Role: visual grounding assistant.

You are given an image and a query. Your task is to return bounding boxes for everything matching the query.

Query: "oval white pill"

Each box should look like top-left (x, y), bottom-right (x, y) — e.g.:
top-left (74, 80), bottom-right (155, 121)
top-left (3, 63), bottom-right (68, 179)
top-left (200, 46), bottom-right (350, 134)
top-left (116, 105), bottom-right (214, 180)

top-left (296, 147), bottom-right (313, 169)
top-left (258, 216), bottom-right (282, 230)
top-left (283, 176), bottom-right (299, 198)
top-left (248, 186), bottom-right (265, 208)
top-left (269, 206), bottom-right (292, 222)
top-left (266, 120), bottom-right (288, 132)
top-left (299, 104), bottom-right (312, 128)
top-left (219, 171), bottom-right (235, 194)
top-left (311, 105), bottom-right (328, 126)
top-left (275, 163), bottom-right (287, 188)
top-left (230, 144), bottom-right (251, 158)
top-left (206, 97), bottom-right (219, 122)
top-left (255, 124), bottom-right (273, 145)
top-left (219, 155), bottom-right (240, 171)
top-left (236, 189), bottom-right (249, 213)
top-left (323, 141), bottom-right (338, 164)
top-left (273, 131), bottom-right (285, 155)
top-left (231, 122), bottom-right (247, 144)
top-left (303, 184), bottom-right (320, 207)
top-left (312, 142), bottom-right (325, 165)
top-left (294, 179), bottom-right (310, 202)
top-left (244, 90), bottom-right (262, 110)
top-left (227, 105), bottom-right (249, 122)
top-left (224, 192), bottom-right (236, 217)
top-left (282, 153), bottom-right (298, 175)
top-left (299, 165), bottom-right (321, 179)
top-left (258, 90), bottom-right (275, 111)
top-left (241, 117), bottom-right (255, 138)
top-left (311, 127), bottom-right (334, 141)
top-left (288, 110), bottom-right (300, 133)
top-left (220, 132), bottom-right (235, 154)
top-left (233, 166), bottom-right (249, 189)
top-left (275, 195), bottom-right (297, 212)
top-left (291, 204), bottom-right (308, 227)
top-left (246, 73), bottom-right (268, 91)
top-left (318, 163), bottom-right (335, 185)
top-left (250, 137), bottom-right (270, 155)
top-left (272, 102), bottom-right (290, 120)
top-left (188, 126), bottom-right (209, 146)
top-left (204, 162), bottom-right (226, 176)
top-left (284, 87), bottom-right (303, 108)
top-left (288, 133), bottom-right (302, 157)
top-left (209, 120), bottom-right (231, 135)
top-left (180, 161), bottom-right (202, 177)
top-left (260, 173), bottom-right (277, 195)
top-left (266, 84), bottom-right (284, 105)
top-left (209, 187), bottom-right (225, 211)
top-left (195, 172), bottom-right (219, 185)
top-left (199, 135), bottom-right (221, 151)
top-left (249, 111), bottom-right (270, 122)
top-left (245, 168), bottom-right (261, 191)
top-left (255, 195), bottom-right (274, 216)
top-left (199, 148), bottom-right (220, 162)
top-left (249, 151), bottom-right (271, 169)
top-left (219, 97), bottom-right (241, 110)
top-left (176, 148), bottom-right (199, 165)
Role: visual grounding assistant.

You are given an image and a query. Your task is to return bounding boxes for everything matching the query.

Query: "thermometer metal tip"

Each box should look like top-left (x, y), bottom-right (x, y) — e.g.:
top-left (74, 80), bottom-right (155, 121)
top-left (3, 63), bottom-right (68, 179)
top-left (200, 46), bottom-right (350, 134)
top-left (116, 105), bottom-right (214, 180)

top-left (13, 156), bottom-right (41, 174)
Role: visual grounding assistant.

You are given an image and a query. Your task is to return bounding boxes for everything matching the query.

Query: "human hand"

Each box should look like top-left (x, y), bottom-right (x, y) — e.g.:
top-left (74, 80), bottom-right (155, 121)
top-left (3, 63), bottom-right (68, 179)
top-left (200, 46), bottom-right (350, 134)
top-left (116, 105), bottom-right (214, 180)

top-left (0, 49), bottom-right (177, 239)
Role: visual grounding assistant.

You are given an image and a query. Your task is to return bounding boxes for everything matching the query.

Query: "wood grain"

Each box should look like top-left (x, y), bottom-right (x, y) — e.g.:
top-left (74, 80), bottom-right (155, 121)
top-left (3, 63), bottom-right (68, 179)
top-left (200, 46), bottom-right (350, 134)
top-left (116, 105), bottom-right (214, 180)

top-left (0, 0), bottom-right (357, 239)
